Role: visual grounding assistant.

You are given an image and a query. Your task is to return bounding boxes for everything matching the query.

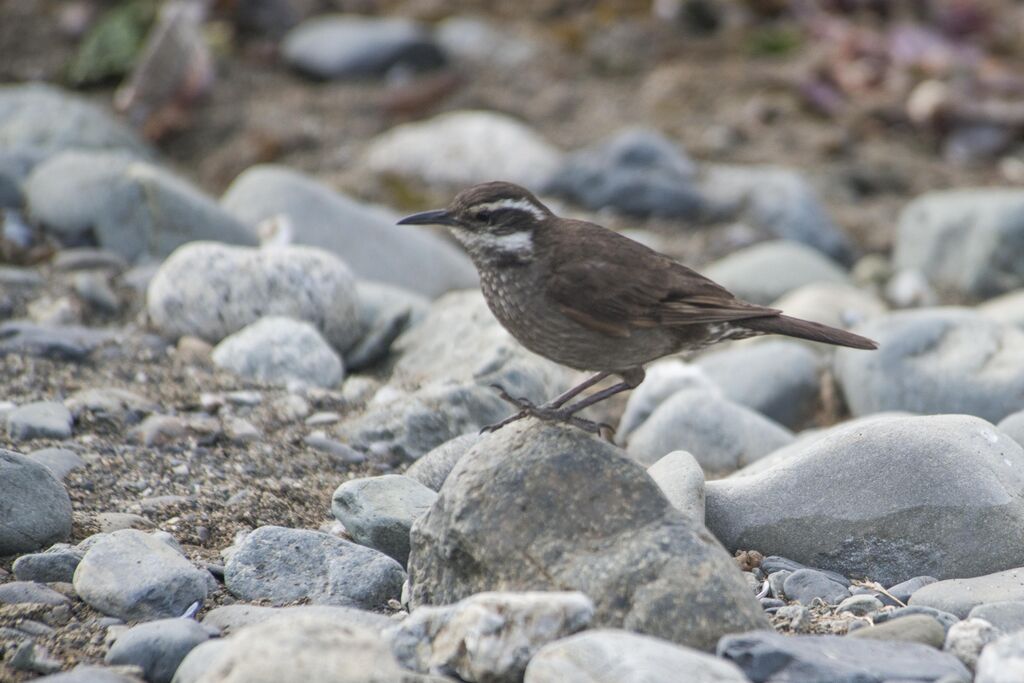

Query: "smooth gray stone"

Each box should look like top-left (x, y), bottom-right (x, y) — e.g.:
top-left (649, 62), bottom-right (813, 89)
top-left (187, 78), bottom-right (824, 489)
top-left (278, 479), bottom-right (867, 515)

top-left (221, 165), bottom-right (476, 298)
top-left (911, 569), bottom-right (1024, 619)
top-left (331, 474), bottom-right (437, 566)
top-left (28, 448), bottom-right (85, 480)
top-left (169, 638), bottom-right (228, 683)
top-left (404, 433), bottom-right (481, 491)
top-left (345, 281), bottom-right (428, 371)
top-left (73, 530), bottom-right (209, 621)
top-left (847, 614), bottom-right (947, 648)
top-left (201, 604), bottom-right (393, 635)
top-left (977, 631), bottom-right (1024, 683)
top-left (783, 569), bottom-right (851, 605)
top-left (616, 360), bottom-right (719, 441)
top-left (703, 240), bottom-right (850, 305)
top-left (105, 618), bottom-right (212, 683)
top-left (51, 247), bottom-right (129, 272)
top-left (64, 387), bottom-right (158, 422)
top-left (0, 320), bottom-right (114, 360)
top-left (224, 525), bottom-right (405, 610)
top-left (0, 581), bottom-right (70, 606)
top-left (12, 546), bottom-right (83, 583)
top-left (998, 410), bottom-right (1024, 448)
top-left (35, 664), bottom-right (144, 683)
top-left (969, 601), bottom-right (1024, 634)
top-left (0, 449), bottom-right (72, 554)
top-left (875, 606), bottom-right (962, 633)
top-left (6, 401), bottom-right (73, 440)
top-left (760, 556), bottom-right (849, 586)
top-left (981, 288), bottom-right (1024, 332)
top-left (646, 450), bottom-right (705, 524)
top-left (408, 421), bottom-right (769, 652)
top-left (707, 415), bottom-right (1024, 586)
top-left (888, 576), bottom-right (939, 605)
top-left (835, 307), bottom-right (1024, 423)
top-left (212, 317), bottom-right (344, 388)
top-left (718, 630), bottom-right (970, 683)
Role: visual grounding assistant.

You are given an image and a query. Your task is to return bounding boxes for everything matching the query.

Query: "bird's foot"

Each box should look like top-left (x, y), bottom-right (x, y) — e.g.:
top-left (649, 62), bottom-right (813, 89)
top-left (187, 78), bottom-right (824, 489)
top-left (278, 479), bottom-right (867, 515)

top-left (482, 385), bottom-right (615, 440)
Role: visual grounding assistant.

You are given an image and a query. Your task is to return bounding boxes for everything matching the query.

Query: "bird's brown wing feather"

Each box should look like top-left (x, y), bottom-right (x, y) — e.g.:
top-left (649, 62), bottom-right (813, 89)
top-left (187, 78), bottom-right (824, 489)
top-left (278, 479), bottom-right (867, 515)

top-left (541, 220), bottom-right (779, 338)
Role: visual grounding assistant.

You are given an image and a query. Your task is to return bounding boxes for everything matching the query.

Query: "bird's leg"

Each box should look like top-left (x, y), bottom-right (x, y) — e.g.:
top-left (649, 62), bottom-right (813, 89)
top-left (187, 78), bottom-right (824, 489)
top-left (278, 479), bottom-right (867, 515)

top-left (557, 367), bottom-right (646, 417)
top-left (540, 371), bottom-right (611, 409)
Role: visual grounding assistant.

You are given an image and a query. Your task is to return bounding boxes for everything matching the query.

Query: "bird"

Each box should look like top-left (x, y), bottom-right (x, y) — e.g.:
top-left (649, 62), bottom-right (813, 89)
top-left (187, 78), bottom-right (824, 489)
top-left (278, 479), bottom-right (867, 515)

top-left (398, 181), bottom-right (877, 437)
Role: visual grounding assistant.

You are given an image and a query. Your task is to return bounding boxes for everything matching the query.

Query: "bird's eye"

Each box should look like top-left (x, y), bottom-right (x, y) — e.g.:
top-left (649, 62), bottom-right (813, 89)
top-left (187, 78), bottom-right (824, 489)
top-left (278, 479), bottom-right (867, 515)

top-left (476, 210), bottom-right (492, 223)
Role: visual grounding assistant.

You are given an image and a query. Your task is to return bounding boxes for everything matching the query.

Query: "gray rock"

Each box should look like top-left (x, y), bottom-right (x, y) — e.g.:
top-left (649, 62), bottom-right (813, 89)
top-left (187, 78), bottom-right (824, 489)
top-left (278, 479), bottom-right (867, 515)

top-left (542, 129), bottom-right (703, 219)
top-left (835, 308), bottom-right (1024, 423)
top-left (998, 410), bottom-right (1024, 447)
top-left (718, 630), bottom-right (970, 683)
top-left (212, 317), bottom-right (344, 388)
top-left (35, 665), bottom-right (144, 683)
top-left (0, 320), bottom-right (115, 360)
top-left (759, 556), bottom-right (850, 586)
top-left (73, 529), bottom-right (209, 621)
top-left (331, 474), bottom-right (437, 565)
top-left (28, 448), bottom-right (85, 480)
top-left (703, 240), bottom-right (850, 305)
top-left (220, 165), bottom-right (476, 298)
top-left (0, 148), bottom-right (44, 207)
top-left (389, 591), bottom-right (594, 682)
top-left (626, 389), bottom-right (794, 473)
top-left (408, 421), bottom-right (769, 651)
top-left (170, 639), bottom-right (228, 683)
top-left (0, 450), bottom-right (72, 554)
top-left (616, 360), bottom-right (718, 441)
top-left (0, 581), bottom-right (70, 606)
top-left (700, 164), bottom-right (853, 261)
top-left (147, 241), bottom-right (360, 352)
top-left (346, 281), bottom-right (429, 371)
top-left (783, 569), bottom-right (851, 605)
top-left (435, 16), bottom-right (536, 67)
top-left (847, 614), bottom-right (947, 648)
top-left (706, 415), bottom-right (1024, 586)
top-left (12, 545), bottom-right (83, 583)
top-left (201, 604), bottom-right (393, 635)
top-left (888, 576), bottom-right (939, 605)
top-left (977, 631), bottom-right (1024, 683)
top-left (404, 433), bottom-right (481, 491)
top-left (981, 288), bottom-right (1024, 331)
top-left (25, 151), bottom-right (255, 262)
top-left (911, 568), bottom-right (1024, 618)
top-left (364, 110), bottom-right (562, 188)
top-left (767, 571), bottom-right (791, 600)
top-left (282, 15), bottom-right (444, 79)
top-left (696, 340), bottom-right (822, 429)
top-left (106, 618), bottom-right (213, 683)
top-left (970, 601), bottom-right (1024, 634)
top-left (836, 594), bottom-right (884, 616)
top-left (770, 281), bottom-right (887, 334)
top-left (526, 629), bottom-right (750, 683)
top-left (6, 401), bottom-right (73, 440)
top-left (945, 618), bottom-right (1000, 671)
top-left (52, 247), bottom-right (129, 273)
top-left (875, 606), bottom-right (962, 633)
top-left (646, 450), bottom-right (705, 524)
top-left (224, 525), bottom-right (405, 609)
top-left (894, 189), bottom-right (1024, 299)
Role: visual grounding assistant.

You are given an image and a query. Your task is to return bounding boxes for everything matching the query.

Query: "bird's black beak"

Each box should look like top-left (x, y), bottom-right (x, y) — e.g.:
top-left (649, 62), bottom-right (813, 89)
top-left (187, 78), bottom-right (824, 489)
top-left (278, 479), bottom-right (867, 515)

top-left (397, 209), bottom-right (457, 227)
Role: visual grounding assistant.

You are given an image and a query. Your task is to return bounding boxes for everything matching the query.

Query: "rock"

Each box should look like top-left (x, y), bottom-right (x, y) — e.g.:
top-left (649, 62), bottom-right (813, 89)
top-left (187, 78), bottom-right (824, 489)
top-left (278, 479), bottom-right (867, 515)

top-left (170, 640), bottom-right (228, 683)
top-left (945, 618), bottom-right (1000, 671)
top-left (389, 591), bottom-right (594, 682)
top-left (212, 317), bottom-right (344, 388)
top-left (695, 340), bottom-right (822, 429)
top-left (220, 165), bottom-right (476, 298)
top-left (699, 164), bottom-right (853, 261)
top-left (981, 289), bottom-right (1024, 331)
top-left (25, 151), bottom-right (255, 262)
top-left (770, 282), bottom-right (887, 334)
top-left (616, 360), bottom-right (718, 440)
top-left (526, 629), bottom-right (749, 683)
top-left (894, 189), bottom-right (1024, 299)
top-left (34, 665), bottom-right (143, 682)
top-left (52, 247), bottom-right (129, 273)
top-left (12, 545), bottom-right (83, 583)
top-left (73, 271), bottom-right (119, 312)
top-left (174, 616), bottom-right (447, 683)
top-left (331, 474), bottom-right (437, 565)
top-left (0, 320), bottom-right (114, 360)
top-left (201, 604), bottom-right (393, 634)
top-left (95, 512), bottom-right (154, 533)
top-left (542, 129), bottom-right (702, 219)
top-left (0, 450), bottom-right (72, 554)
top-left (6, 401), bottom-right (73, 440)
top-left (147, 241), bottom-right (360, 352)
top-left (28, 447), bottom-right (85, 480)
top-left (364, 110), bottom-right (561, 188)
top-left (646, 450), bottom-right (705, 524)
top-left (886, 268), bottom-right (939, 308)
top-left (434, 16), bottom-right (535, 67)
top-left (767, 571), bottom-right (791, 600)
top-left (887, 576), bottom-right (939, 605)
top-left (970, 601), bottom-right (1024, 634)
top-left (73, 529), bottom-right (209, 621)
top-left (408, 421), bottom-right (768, 651)
top-left (783, 569), bottom-right (851, 605)
top-left (626, 389), bottom-right (794, 473)
top-left (834, 308), bottom-right (1024, 423)
top-left (998, 410), bottom-right (1024, 447)
top-left (282, 15), bottom-right (444, 80)
top-left (759, 556), bottom-right (850, 586)
top-left (911, 568), bottom-right (1024, 618)
top-left (224, 525), bottom-right (405, 610)
top-left (128, 414), bottom-right (186, 447)
top-left (9, 640), bottom-right (64, 675)
top-left (875, 606), bottom-right (962, 633)
top-left (848, 614), bottom-right (947, 648)
top-left (105, 618), bottom-right (213, 683)
top-left (706, 415), bottom-right (1024, 586)
top-left (0, 581), bottom-right (70, 606)
top-left (836, 594), bottom-right (884, 616)
top-left (346, 281), bottom-right (429, 371)
top-left (404, 433), bottom-right (481, 491)
top-left (718, 630), bottom-right (970, 683)
top-left (703, 240), bottom-right (850, 306)
top-left (977, 631), bottom-right (1024, 683)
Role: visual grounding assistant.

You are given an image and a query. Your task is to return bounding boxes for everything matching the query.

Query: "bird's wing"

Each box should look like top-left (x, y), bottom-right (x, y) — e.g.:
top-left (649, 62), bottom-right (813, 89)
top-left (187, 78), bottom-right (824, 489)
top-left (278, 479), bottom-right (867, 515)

top-left (542, 222), bottom-right (779, 338)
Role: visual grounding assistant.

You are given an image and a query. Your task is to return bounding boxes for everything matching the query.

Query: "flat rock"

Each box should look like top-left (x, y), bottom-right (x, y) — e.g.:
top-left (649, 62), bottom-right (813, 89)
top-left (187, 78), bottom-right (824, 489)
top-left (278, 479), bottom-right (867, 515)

top-left (847, 614), bottom-right (947, 648)
top-left (73, 529), bottom-right (209, 621)
top-left (28, 447), bottom-right (85, 480)
top-left (25, 151), bottom-right (254, 262)
top-left (835, 307), bottom-right (1024, 423)
top-left (525, 629), bottom-right (750, 683)
top-left (106, 618), bottom-right (213, 683)
top-left (64, 387), bottom-right (158, 422)
top-left (35, 665), bottom-right (144, 683)
top-left (0, 449), bottom-right (72, 554)
top-left (646, 450), bottom-right (705, 524)
top-left (389, 591), bottom-right (594, 682)
top-left (224, 525), bottom-right (405, 610)
top-left (706, 414), bottom-right (1024, 585)
top-left (212, 316), bottom-right (344, 388)
top-left (147, 241), bottom-right (360, 352)
top-left (0, 581), bottom-right (70, 606)
top-left (12, 545), bottom-right (83, 583)
top-left (364, 110), bottom-right (562, 188)
top-left (0, 320), bottom-right (114, 360)
top-left (977, 631), bottom-right (1024, 683)
top-left (201, 604), bottom-right (393, 635)
top-left (331, 474), bottom-right (437, 565)
top-left (408, 421), bottom-right (769, 651)
top-left (718, 630), bottom-right (969, 682)
top-left (626, 389), bottom-right (794, 474)
top-left (6, 401), bottom-right (73, 441)
top-left (911, 568), bottom-right (1024, 618)
top-left (404, 433), bottom-right (481, 491)
top-left (969, 601), bottom-right (1024, 634)
top-left (783, 569), bottom-right (851, 605)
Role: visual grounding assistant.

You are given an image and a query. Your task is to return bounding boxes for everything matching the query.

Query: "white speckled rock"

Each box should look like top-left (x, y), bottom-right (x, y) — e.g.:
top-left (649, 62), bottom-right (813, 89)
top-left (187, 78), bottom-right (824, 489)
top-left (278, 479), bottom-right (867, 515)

top-left (212, 317), bottom-right (343, 388)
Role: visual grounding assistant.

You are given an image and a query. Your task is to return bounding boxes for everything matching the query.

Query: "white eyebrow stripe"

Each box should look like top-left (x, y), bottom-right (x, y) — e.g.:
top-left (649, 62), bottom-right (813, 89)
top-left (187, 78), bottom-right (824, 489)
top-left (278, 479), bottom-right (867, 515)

top-left (475, 198), bottom-right (546, 221)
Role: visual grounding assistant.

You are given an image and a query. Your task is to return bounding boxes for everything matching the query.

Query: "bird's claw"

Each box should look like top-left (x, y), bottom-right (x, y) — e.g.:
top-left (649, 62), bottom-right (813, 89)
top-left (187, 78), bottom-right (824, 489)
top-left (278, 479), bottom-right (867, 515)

top-left (481, 390), bottom-right (616, 441)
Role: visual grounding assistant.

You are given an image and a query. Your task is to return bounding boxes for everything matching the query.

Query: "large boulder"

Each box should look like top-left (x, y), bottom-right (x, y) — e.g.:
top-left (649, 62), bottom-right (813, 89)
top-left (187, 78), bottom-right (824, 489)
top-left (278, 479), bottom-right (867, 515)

top-left (408, 421), bottom-right (768, 651)
top-left (706, 415), bottom-right (1024, 586)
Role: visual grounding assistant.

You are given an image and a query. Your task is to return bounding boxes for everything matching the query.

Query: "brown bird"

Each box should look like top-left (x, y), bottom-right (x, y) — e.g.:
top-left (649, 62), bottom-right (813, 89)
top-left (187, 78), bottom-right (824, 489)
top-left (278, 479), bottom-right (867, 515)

top-left (398, 182), bottom-right (877, 436)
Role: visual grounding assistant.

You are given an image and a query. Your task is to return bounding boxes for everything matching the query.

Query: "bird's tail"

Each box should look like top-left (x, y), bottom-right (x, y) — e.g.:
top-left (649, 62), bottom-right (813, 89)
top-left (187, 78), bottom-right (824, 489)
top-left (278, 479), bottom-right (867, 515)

top-left (741, 314), bottom-right (878, 350)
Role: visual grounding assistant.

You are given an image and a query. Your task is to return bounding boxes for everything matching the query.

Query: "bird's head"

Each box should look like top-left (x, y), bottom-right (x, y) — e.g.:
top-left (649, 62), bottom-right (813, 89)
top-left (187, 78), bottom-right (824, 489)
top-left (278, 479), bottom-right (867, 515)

top-left (397, 181), bottom-right (552, 264)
